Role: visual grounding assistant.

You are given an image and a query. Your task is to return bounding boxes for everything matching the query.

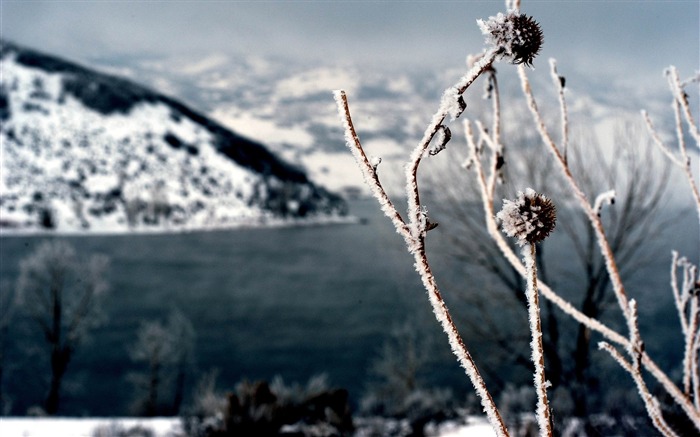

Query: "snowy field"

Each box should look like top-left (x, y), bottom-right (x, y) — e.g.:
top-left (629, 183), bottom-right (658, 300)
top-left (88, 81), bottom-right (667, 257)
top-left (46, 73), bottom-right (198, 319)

top-left (0, 417), bottom-right (497, 437)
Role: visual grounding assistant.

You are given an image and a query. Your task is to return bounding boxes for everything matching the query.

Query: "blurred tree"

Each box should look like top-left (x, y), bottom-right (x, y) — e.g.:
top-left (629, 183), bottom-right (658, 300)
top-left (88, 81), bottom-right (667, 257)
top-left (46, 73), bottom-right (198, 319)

top-left (425, 120), bottom-right (673, 424)
top-left (0, 279), bottom-right (17, 415)
top-left (128, 308), bottom-right (195, 416)
top-left (15, 240), bottom-right (109, 415)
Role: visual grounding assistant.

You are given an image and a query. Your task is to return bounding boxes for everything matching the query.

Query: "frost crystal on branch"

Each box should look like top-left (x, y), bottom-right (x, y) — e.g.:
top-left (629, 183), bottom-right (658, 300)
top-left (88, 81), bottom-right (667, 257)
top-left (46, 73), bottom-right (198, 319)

top-left (441, 86), bottom-right (467, 121)
top-left (497, 188), bottom-right (556, 245)
top-left (478, 12), bottom-right (543, 67)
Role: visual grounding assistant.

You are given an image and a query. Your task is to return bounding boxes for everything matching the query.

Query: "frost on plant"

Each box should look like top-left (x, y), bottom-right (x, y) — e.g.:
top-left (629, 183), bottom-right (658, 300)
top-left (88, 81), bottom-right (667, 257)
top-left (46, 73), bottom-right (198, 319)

top-left (478, 12), bottom-right (543, 66)
top-left (496, 188), bottom-right (557, 246)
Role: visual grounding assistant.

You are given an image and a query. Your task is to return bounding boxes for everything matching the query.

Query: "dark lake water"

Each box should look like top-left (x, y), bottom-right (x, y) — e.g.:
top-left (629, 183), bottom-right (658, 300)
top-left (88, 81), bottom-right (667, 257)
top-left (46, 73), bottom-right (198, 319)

top-left (0, 200), bottom-right (465, 415)
top-left (0, 199), bottom-right (698, 416)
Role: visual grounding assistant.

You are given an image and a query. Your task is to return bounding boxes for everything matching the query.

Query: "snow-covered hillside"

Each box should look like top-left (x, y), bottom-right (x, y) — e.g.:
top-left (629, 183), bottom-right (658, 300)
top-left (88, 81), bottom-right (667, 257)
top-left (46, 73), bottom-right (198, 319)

top-left (0, 41), bottom-right (346, 233)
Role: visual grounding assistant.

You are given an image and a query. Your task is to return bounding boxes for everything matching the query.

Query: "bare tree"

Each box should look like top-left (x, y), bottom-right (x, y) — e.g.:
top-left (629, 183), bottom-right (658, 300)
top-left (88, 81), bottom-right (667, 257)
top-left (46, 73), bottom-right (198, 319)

top-left (425, 119), bottom-right (673, 421)
top-left (362, 322), bottom-right (432, 415)
top-left (15, 240), bottom-right (109, 415)
top-left (0, 279), bottom-right (17, 415)
top-left (128, 308), bottom-right (195, 416)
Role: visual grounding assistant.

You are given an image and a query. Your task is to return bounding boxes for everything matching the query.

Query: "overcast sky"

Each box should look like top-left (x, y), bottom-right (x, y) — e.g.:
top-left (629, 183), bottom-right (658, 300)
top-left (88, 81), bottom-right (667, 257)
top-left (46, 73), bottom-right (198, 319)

top-left (2, 1), bottom-right (698, 91)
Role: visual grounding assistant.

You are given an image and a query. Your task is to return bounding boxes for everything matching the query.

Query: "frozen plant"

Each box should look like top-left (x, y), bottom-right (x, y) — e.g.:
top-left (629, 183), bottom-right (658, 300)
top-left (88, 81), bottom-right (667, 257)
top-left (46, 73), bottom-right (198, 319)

top-left (335, 0), bottom-right (700, 435)
top-left (335, 2), bottom-right (544, 435)
top-left (496, 189), bottom-right (555, 436)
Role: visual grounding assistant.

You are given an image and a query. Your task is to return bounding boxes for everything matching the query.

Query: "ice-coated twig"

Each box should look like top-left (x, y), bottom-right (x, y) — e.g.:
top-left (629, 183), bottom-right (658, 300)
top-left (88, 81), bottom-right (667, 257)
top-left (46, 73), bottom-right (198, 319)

top-left (666, 67), bottom-right (700, 146)
top-left (593, 190), bottom-right (616, 216)
top-left (602, 300), bottom-right (680, 437)
top-left (405, 49), bottom-right (499, 244)
top-left (671, 252), bottom-right (700, 402)
top-left (641, 111), bottom-right (686, 167)
top-left (549, 59), bottom-right (569, 164)
top-left (335, 0), bottom-right (700, 432)
top-left (506, 0), bottom-right (521, 13)
top-left (333, 90), bottom-right (411, 245)
top-left (642, 67), bottom-right (700, 224)
top-left (599, 341), bottom-right (679, 437)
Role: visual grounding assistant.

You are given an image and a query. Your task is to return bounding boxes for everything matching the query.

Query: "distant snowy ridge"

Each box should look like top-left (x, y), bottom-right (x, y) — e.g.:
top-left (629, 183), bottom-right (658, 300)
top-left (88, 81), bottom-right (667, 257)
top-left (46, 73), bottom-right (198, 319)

top-left (111, 52), bottom-right (669, 199)
top-left (0, 40), bottom-right (346, 233)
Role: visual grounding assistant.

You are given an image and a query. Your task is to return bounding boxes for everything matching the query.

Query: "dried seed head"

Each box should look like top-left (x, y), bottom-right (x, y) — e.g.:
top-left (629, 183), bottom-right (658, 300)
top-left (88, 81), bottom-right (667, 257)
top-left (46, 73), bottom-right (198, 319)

top-left (478, 12), bottom-right (543, 67)
top-left (496, 188), bottom-right (556, 245)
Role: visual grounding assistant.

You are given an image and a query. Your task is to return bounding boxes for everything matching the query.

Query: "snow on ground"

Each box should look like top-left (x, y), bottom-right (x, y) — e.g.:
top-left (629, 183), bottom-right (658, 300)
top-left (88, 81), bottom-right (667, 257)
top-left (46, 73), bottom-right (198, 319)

top-left (0, 417), bottom-right (183, 437)
top-left (0, 417), bottom-right (497, 437)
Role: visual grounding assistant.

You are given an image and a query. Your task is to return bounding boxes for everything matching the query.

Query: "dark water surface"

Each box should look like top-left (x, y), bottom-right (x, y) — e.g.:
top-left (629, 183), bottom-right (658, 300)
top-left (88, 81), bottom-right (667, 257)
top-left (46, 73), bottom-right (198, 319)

top-left (1, 200), bottom-right (698, 416)
top-left (1, 200), bottom-right (452, 415)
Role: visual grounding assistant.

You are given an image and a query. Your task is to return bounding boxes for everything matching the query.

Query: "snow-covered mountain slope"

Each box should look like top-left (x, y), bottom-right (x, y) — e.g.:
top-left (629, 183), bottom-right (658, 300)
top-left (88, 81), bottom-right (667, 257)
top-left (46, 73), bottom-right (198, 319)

top-left (0, 41), bottom-right (346, 233)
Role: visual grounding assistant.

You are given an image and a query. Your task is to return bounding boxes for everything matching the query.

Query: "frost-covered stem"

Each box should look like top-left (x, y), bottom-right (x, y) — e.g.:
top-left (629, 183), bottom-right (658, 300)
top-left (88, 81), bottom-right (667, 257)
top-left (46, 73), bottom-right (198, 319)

top-left (406, 49), bottom-right (498, 238)
top-left (486, 72), bottom-right (503, 199)
top-left (549, 59), bottom-right (569, 164)
top-left (667, 66), bottom-right (700, 146)
top-left (642, 95), bottom-right (700, 224)
top-left (641, 111), bottom-right (686, 167)
top-left (693, 332), bottom-right (700, 411)
top-left (333, 90), bottom-right (412, 244)
top-left (687, 294), bottom-right (700, 401)
top-left (490, 72), bottom-right (501, 150)
top-left (671, 252), bottom-right (688, 334)
top-left (673, 253), bottom-right (700, 402)
top-left (506, 0), bottom-right (521, 13)
top-left (598, 300), bottom-right (680, 437)
top-left (593, 190), bottom-right (616, 216)
top-left (522, 243), bottom-right (553, 437)
top-left (599, 342), bottom-right (679, 437)
top-left (404, 50), bottom-right (509, 434)
top-left (643, 352), bottom-right (700, 429)
top-left (413, 244), bottom-right (510, 437)
top-left (517, 64), bottom-right (631, 320)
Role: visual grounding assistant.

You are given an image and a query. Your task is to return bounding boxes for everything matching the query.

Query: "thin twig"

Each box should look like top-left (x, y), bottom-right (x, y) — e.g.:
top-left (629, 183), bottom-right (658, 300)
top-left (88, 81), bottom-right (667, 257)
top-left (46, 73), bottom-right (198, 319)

top-left (599, 341), bottom-right (679, 437)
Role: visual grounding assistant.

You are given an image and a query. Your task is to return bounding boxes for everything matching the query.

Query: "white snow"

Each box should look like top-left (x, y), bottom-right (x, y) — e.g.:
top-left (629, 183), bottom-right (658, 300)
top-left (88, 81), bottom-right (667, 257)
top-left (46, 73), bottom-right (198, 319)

top-left (276, 67), bottom-right (360, 100)
top-left (1, 53), bottom-right (344, 233)
top-left (211, 109), bottom-right (315, 150)
top-left (0, 416), bottom-right (498, 437)
top-left (0, 417), bottom-right (183, 437)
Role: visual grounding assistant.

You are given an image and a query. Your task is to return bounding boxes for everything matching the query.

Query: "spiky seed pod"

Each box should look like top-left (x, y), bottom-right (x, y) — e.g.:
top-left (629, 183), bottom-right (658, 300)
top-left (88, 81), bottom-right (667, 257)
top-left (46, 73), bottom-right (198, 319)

top-left (478, 12), bottom-right (543, 67)
top-left (496, 188), bottom-right (556, 245)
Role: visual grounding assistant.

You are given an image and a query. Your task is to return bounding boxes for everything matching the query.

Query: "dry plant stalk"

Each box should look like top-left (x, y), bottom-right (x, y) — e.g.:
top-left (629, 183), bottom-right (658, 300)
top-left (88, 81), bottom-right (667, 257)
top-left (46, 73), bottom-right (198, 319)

top-left (334, 0), bottom-right (699, 435)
